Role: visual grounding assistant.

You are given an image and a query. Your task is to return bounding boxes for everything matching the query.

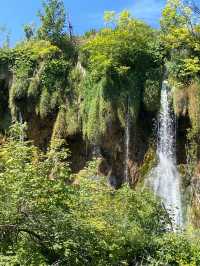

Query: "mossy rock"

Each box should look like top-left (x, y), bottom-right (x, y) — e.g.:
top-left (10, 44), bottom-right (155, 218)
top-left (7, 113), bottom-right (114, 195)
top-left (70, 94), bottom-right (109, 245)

top-left (138, 146), bottom-right (157, 185)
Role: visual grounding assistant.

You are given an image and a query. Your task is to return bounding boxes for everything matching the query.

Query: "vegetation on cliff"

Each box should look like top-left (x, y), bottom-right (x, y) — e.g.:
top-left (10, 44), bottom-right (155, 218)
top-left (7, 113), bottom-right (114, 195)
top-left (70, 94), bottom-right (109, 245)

top-left (1, 0), bottom-right (200, 264)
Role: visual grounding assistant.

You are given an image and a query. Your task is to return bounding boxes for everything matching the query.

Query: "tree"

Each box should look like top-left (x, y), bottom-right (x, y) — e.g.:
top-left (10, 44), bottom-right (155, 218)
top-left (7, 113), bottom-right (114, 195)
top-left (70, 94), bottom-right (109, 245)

top-left (23, 23), bottom-right (35, 40)
top-left (0, 124), bottom-right (176, 265)
top-left (80, 12), bottom-right (161, 141)
top-left (37, 0), bottom-right (66, 45)
top-left (160, 0), bottom-right (200, 80)
top-left (103, 11), bottom-right (116, 26)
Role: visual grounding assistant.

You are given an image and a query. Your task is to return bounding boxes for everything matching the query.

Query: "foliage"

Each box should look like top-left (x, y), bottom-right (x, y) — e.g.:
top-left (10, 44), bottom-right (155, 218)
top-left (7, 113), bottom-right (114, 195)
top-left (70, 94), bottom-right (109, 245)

top-left (37, 0), bottom-right (66, 45)
top-left (23, 23), bottom-right (35, 40)
top-left (172, 81), bottom-right (200, 132)
top-left (161, 0), bottom-right (200, 80)
top-left (143, 68), bottom-right (162, 112)
top-left (149, 233), bottom-right (200, 265)
top-left (138, 146), bottom-right (157, 183)
top-left (8, 40), bottom-right (71, 119)
top-left (161, 0), bottom-right (200, 165)
top-left (1, 7), bottom-right (163, 143)
top-left (0, 125), bottom-right (200, 265)
top-left (51, 65), bottom-right (83, 141)
top-left (186, 125), bottom-right (200, 228)
top-left (52, 104), bottom-right (80, 140)
top-left (80, 75), bottom-right (114, 142)
top-left (80, 12), bottom-right (162, 140)
top-left (2, 4), bottom-right (200, 264)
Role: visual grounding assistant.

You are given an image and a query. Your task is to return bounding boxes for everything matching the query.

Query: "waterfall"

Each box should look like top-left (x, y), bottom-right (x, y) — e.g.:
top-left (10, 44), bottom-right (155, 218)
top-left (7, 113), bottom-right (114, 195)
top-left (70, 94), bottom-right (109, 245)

top-left (92, 144), bottom-right (101, 158)
top-left (151, 80), bottom-right (183, 228)
top-left (124, 101), bottom-right (130, 183)
top-left (19, 111), bottom-right (24, 142)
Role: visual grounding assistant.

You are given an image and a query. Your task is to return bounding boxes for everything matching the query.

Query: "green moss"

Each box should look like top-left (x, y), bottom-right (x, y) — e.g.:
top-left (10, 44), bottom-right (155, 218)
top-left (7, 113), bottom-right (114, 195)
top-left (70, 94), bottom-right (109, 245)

top-left (8, 40), bottom-right (72, 119)
top-left (79, 17), bottom-right (162, 141)
top-left (143, 68), bottom-right (162, 113)
top-left (138, 146), bottom-right (157, 185)
top-left (80, 76), bottom-right (114, 142)
top-left (172, 81), bottom-right (200, 132)
top-left (52, 104), bottom-right (80, 141)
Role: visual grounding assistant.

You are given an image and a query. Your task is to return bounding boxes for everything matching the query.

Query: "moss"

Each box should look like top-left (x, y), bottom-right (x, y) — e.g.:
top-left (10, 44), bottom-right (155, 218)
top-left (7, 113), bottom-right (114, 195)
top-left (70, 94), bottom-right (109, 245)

top-left (143, 80), bottom-right (160, 112)
top-left (183, 126), bottom-right (200, 227)
top-left (173, 85), bottom-right (188, 117)
top-left (80, 75), bottom-right (114, 142)
top-left (8, 40), bottom-right (72, 120)
top-left (138, 145), bottom-right (157, 184)
top-left (143, 67), bottom-right (162, 113)
top-left (190, 181), bottom-right (200, 228)
top-left (51, 104), bottom-right (80, 141)
top-left (188, 82), bottom-right (200, 131)
top-left (172, 81), bottom-right (200, 132)
top-left (79, 18), bottom-right (163, 141)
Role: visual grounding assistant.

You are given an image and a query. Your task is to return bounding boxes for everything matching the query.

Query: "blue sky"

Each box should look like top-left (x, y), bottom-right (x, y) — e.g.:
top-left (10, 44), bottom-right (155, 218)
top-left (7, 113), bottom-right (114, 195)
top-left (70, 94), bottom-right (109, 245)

top-left (0, 0), bottom-right (166, 46)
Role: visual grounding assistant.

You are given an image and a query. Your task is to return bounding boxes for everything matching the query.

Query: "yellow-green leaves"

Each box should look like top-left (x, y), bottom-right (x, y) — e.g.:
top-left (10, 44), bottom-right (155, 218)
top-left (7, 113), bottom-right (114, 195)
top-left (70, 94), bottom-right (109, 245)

top-left (118, 10), bottom-right (132, 27)
top-left (183, 57), bottom-right (200, 75)
top-left (80, 11), bottom-right (161, 140)
top-left (82, 16), bottom-right (155, 77)
top-left (9, 40), bottom-right (70, 120)
top-left (104, 11), bottom-right (116, 25)
top-left (161, 0), bottom-right (188, 31)
top-left (161, 0), bottom-right (200, 81)
top-left (104, 10), bottom-right (132, 28)
top-left (15, 40), bottom-right (61, 60)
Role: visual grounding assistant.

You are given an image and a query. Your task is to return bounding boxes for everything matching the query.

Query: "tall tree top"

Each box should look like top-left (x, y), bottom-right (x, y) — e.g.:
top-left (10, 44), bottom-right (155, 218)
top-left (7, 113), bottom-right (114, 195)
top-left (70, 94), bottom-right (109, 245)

top-left (37, 0), bottom-right (66, 45)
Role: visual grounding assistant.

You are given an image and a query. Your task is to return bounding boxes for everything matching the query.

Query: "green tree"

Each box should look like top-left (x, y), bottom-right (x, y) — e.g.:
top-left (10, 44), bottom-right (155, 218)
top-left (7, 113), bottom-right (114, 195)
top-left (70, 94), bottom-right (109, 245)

top-left (24, 23), bottom-right (35, 40)
top-left (37, 0), bottom-right (66, 45)
top-left (0, 124), bottom-right (181, 266)
top-left (80, 11), bottom-right (162, 141)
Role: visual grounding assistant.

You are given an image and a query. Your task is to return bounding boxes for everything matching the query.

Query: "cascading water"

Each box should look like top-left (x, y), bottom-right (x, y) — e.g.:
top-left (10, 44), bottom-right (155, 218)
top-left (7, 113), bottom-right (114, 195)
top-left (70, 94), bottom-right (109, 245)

top-left (124, 101), bottom-right (130, 182)
top-left (92, 144), bottom-right (101, 158)
top-left (19, 111), bottom-right (24, 142)
top-left (150, 80), bottom-right (183, 228)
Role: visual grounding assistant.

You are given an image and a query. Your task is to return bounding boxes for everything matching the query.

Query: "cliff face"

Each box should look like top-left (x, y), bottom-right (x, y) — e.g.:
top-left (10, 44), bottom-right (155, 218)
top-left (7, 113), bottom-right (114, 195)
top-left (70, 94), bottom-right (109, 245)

top-left (1, 63), bottom-right (200, 225)
top-left (0, 67), bottom-right (152, 188)
top-left (56, 108), bottom-right (157, 188)
top-left (0, 64), bottom-right (192, 185)
top-left (0, 63), bottom-right (12, 131)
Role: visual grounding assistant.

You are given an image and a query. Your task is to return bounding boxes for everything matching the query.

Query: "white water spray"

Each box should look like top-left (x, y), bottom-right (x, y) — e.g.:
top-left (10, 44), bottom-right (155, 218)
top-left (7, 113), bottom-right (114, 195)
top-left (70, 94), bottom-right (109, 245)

top-left (151, 80), bottom-right (183, 228)
top-left (19, 111), bottom-right (24, 142)
top-left (124, 102), bottom-right (130, 182)
top-left (92, 144), bottom-right (101, 158)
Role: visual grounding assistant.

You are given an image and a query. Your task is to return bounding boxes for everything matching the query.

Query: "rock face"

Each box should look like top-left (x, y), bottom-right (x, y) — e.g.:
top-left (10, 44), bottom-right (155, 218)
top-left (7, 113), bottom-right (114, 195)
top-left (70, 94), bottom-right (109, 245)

top-left (0, 63), bottom-right (10, 80)
top-left (176, 116), bottom-right (191, 165)
top-left (0, 63), bottom-right (195, 190)
top-left (0, 63), bottom-right (12, 131)
top-left (2, 62), bottom-right (200, 226)
top-left (26, 113), bottom-right (56, 149)
top-left (66, 110), bottom-right (156, 187)
top-left (0, 66), bottom-right (188, 188)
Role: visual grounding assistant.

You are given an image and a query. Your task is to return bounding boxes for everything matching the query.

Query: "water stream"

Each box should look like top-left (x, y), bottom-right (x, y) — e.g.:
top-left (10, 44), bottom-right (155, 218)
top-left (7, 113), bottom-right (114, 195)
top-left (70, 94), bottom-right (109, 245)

top-left (124, 102), bottom-right (130, 183)
top-left (19, 111), bottom-right (24, 142)
top-left (150, 80), bottom-right (183, 228)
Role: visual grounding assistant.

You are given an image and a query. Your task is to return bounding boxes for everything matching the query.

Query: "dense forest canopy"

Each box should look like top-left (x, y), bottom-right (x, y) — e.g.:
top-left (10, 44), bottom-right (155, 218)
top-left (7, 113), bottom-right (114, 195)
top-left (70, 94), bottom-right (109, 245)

top-left (1, 0), bottom-right (200, 265)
